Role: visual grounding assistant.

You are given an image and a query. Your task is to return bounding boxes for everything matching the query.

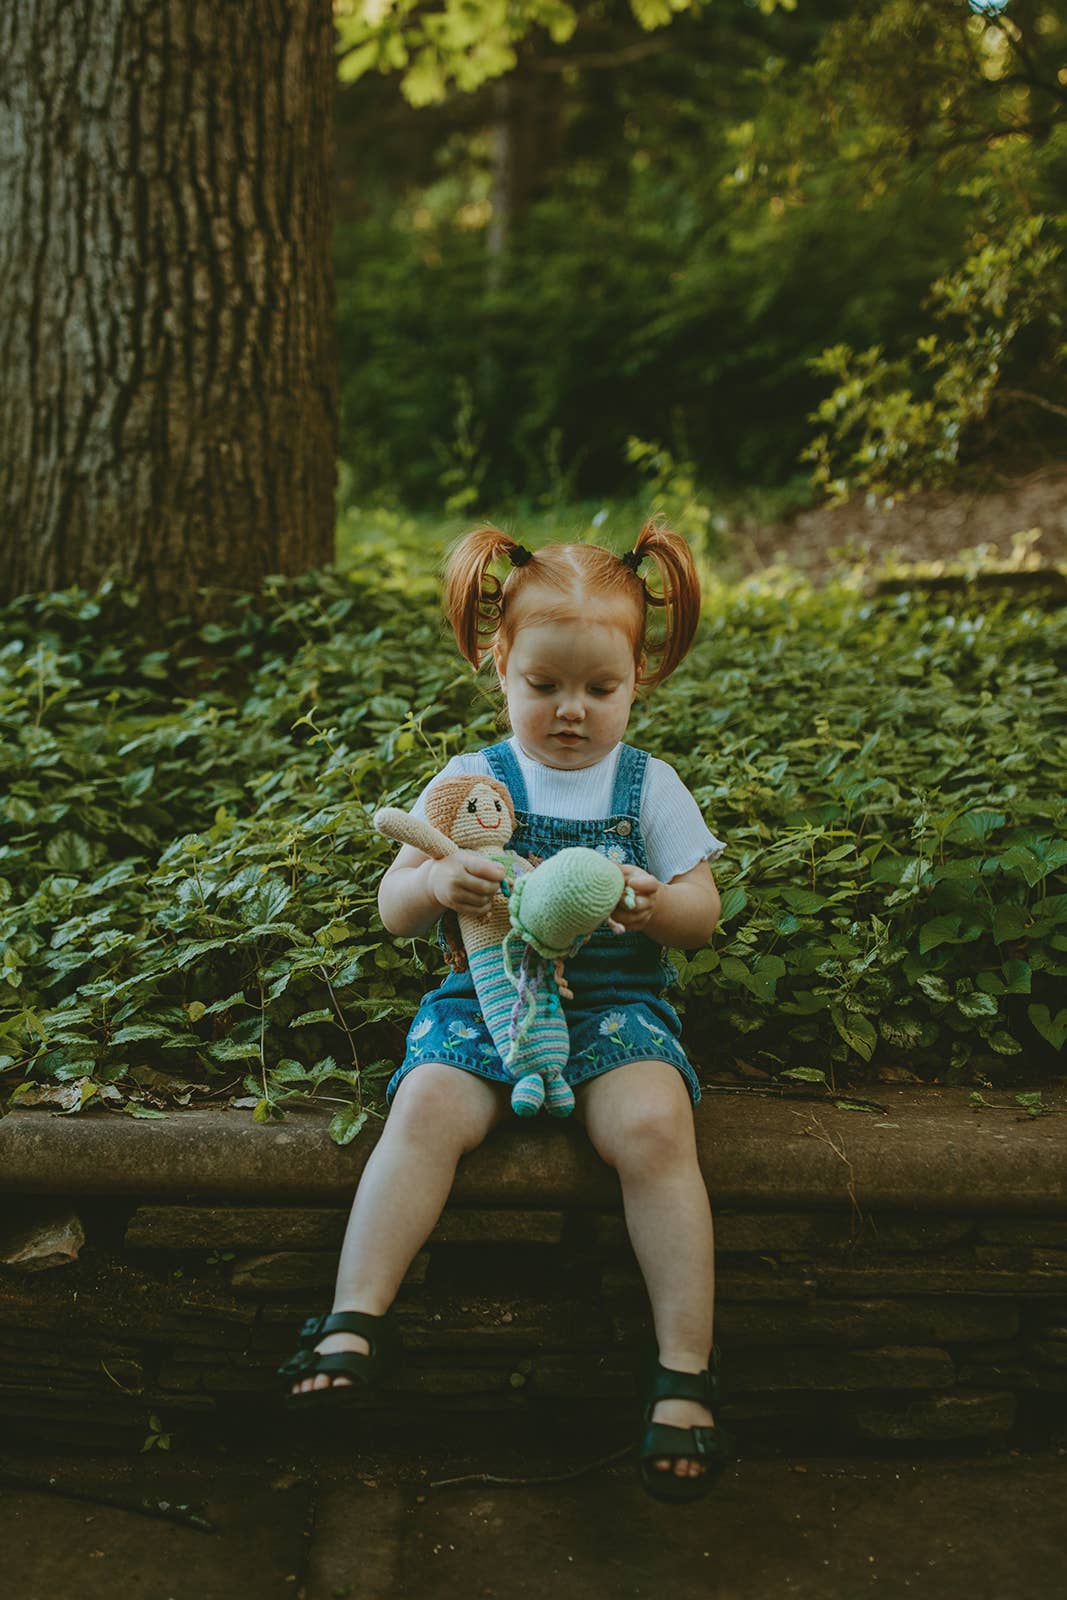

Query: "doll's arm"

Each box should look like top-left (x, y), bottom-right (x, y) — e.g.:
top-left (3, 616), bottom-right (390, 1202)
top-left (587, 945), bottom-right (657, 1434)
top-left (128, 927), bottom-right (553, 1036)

top-left (374, 807), bottom-right (457, 860)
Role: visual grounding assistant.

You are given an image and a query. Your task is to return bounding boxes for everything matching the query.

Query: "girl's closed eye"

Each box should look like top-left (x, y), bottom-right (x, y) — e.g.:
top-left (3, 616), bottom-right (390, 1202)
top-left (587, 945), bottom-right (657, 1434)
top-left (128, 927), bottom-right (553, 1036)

top-left (526, 678), bottom-right (617, 696)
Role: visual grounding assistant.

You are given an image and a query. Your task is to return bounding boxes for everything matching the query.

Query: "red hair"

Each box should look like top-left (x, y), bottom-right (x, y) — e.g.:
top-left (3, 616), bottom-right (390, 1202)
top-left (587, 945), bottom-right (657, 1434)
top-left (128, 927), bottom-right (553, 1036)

top-left (442, 518), bottom-right (700, 691)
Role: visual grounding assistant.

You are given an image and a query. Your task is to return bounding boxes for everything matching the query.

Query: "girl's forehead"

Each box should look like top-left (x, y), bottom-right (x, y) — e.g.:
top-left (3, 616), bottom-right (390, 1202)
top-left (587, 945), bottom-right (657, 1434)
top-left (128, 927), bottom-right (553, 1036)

top-left (506, 617), bottom-right (636, 672)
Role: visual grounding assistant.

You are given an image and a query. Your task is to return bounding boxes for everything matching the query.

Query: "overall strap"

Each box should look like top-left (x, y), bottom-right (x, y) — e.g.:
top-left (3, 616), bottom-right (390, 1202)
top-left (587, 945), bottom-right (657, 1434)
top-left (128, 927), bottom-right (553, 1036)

top-left (481, 741), bottom-right (529, 814)
top-left (610, 744), bottom-right (649, 820)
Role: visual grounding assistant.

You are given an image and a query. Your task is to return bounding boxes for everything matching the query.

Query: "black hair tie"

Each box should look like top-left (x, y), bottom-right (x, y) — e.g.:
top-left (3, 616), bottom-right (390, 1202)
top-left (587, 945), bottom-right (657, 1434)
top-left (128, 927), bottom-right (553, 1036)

top-left (508, 544), bottom-right (534, 567)
top-left (621, 549), bottom-right (644, 572)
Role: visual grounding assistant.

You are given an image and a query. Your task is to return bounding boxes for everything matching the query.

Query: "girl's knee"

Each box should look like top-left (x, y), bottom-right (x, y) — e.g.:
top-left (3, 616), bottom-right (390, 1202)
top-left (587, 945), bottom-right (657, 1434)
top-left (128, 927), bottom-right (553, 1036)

top-left (582, 1067), bottom-right (695, 1175)
top-left (389, 1063), bottom-right (506, 1153)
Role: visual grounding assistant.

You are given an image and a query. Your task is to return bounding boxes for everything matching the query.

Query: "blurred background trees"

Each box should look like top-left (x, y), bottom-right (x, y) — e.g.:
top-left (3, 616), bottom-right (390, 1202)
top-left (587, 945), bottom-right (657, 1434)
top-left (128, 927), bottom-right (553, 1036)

top-left (2, 0), bottom-right (1064, 612)
top-left (334, 0), bottom-right (1067, 511)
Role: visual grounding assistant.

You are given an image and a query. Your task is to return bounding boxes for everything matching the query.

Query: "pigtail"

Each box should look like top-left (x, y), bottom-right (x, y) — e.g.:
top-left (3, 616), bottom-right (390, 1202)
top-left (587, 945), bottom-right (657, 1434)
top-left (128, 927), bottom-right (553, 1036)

top-left (443, 525), bottom-right (531, 669)
top-left (629, 516), bottom-right (701, 688)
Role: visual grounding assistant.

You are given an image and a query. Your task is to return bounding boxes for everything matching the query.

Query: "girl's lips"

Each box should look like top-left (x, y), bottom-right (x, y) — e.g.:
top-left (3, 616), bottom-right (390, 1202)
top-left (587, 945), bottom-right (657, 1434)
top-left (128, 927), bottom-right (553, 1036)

top-left (553, 731), bottom-right (584, 741)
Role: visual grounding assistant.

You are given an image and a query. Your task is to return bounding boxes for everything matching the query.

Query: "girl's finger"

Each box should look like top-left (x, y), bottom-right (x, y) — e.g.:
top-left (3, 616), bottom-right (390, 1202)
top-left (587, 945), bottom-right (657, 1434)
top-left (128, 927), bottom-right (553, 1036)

top-left (622, 865), bottom-right (656, 888)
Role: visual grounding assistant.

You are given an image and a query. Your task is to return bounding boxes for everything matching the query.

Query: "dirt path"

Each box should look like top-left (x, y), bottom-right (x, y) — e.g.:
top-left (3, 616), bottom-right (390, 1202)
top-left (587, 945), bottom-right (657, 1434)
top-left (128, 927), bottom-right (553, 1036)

top-left (730, 464), bottom-right (1067, 584)
top-left (4, 1436), bottom-right (1066, 1599)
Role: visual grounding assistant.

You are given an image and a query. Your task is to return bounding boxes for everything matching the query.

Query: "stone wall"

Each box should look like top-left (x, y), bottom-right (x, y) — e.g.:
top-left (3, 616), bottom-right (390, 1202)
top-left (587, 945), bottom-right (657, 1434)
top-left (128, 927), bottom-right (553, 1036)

top-left (3, 1192), bottom-right (1066, 1453)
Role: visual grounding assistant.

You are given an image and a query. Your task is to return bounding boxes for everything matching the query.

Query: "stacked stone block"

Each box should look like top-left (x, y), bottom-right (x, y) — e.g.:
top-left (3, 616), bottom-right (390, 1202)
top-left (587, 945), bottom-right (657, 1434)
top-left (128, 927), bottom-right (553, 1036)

top-left (3, 1196), bottom-right (1067, 1451)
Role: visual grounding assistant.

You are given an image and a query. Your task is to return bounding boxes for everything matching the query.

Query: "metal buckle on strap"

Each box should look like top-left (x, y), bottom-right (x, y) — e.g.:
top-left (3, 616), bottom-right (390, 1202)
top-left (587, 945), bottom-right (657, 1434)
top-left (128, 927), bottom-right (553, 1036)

top-left (299, 1314), bottom-right (326, 1342)
top-left (690, 1427), bottom-right (717, 1458)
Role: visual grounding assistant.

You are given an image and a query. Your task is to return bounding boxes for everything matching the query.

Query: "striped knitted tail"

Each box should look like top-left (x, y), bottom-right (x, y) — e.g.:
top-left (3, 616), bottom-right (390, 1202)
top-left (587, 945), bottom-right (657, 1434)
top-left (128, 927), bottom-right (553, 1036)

top-left (544, 1075), bottom-right (575, 1118)
top-left (511, 1074), bottom-right (546, 1117)
top-left (468, 944), bottom-right (570, 1086)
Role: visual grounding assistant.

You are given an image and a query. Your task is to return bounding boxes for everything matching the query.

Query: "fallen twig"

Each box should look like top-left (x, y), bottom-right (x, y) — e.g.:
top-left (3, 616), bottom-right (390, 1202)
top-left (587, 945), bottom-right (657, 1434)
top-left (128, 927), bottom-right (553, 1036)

top-left (792, 1109), bottom-right (866, 1240)
top-left (0, 1469), bottom-right (216, 1533)
top-left (429, 1444), bottom-right (632, 1491)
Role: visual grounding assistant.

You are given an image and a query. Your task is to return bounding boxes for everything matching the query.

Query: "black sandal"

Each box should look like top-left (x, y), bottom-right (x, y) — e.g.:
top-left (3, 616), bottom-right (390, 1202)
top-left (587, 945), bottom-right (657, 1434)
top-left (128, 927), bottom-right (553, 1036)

top-left (278, 1310), bottom-right (399, 1413)
top-left (637, 1348), bottom-right (733, 1504)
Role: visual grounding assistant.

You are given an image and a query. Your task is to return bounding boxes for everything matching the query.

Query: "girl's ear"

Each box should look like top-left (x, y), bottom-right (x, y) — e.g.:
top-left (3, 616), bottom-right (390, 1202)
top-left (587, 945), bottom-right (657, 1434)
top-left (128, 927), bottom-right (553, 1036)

top-left (634, 653), bottom-right (648, 693)
top-left (492, 640), bottom-right (507, 688)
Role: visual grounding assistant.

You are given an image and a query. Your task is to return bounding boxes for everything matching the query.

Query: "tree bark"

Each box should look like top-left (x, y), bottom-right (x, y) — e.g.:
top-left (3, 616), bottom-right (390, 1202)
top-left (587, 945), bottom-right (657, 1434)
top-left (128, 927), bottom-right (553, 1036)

top-left (0, 0), bottom-right (337, 621)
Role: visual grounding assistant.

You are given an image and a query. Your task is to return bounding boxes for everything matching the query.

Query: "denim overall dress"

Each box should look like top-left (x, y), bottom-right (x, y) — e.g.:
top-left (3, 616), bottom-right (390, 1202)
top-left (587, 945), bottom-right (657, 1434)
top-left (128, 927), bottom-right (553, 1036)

top-left (385, 741), bottom-right (701, 1107)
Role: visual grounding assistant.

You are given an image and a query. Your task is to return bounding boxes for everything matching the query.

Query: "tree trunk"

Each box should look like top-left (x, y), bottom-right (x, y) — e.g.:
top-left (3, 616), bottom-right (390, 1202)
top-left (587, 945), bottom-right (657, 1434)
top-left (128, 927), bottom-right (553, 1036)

top-left (0, 0), bottom-right (337, 621)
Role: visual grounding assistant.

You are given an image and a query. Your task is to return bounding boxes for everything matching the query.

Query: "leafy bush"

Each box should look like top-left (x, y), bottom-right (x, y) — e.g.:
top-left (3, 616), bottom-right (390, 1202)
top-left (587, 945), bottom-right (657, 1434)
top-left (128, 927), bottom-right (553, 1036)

top-left (1, 533), bottom-right (1064, 1136)
top-left (648, 569), bottom-right (1067, 1090)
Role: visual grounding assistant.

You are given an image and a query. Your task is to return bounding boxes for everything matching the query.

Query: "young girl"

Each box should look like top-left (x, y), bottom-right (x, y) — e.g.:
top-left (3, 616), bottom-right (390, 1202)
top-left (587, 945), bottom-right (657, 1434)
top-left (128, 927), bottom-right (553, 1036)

top-left (280, 521), bottom-right (730, 1503)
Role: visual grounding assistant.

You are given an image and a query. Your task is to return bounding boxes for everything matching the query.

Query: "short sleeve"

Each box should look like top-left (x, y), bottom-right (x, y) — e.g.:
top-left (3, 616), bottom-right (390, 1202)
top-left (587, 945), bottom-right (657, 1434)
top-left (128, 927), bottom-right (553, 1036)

top-left (639, 758), bottom-right (726, 884)
top-left (409, 751), bottom-right (492, 820)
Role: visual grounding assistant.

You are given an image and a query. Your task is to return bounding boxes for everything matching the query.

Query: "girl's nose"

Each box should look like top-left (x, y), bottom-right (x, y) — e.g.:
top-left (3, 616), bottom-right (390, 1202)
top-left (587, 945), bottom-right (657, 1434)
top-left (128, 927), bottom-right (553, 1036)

top-left (558, 699), bottom-right (585, 721)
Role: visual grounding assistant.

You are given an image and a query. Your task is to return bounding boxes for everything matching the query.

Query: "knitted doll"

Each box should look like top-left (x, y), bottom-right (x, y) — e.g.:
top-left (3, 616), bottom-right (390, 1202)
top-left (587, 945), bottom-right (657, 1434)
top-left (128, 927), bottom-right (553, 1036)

top-left (374, 775), bottom-right (626, 1117)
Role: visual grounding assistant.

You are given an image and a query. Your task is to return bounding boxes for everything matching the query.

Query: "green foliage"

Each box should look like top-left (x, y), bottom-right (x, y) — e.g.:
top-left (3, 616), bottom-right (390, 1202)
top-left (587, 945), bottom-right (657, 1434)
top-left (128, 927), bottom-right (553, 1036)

top-left (2, 527), bottom-right (1065, 1131)
top-left (0, 568), bottom-right (497, 1135)
top-left (655, 566), bottom-right (1067, 1089)
top-left (333, 0), bottom-right (1067, 507)
top-left (743, 2), bottom-right (1067, 496)
top-left (803, 186), bottom-right (1067, 503)
top-left (334, 0), bottom-right (769, 106)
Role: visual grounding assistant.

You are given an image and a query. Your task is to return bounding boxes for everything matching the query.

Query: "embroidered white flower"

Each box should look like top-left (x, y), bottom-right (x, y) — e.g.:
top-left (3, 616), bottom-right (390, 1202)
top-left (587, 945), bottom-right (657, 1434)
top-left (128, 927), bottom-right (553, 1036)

top-left (638, 1016), bottom-right (667, 1044)
top-left (409, 1017), bottom-right (433, 1041)
top-left (597, 843), bottom-right (628, 864)
top-left (449, 1022), bottom-right (479, 1041)
top-left (599, 1011), bottom-right (627, 1037)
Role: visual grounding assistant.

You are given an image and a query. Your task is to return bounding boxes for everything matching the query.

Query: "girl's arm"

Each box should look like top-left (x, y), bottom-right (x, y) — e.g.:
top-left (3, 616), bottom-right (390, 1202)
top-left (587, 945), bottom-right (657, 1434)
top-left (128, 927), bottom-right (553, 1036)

top-left (379, 841), bottom-right (507, 937)
top-left (611, 859), bottom-right (721, 948)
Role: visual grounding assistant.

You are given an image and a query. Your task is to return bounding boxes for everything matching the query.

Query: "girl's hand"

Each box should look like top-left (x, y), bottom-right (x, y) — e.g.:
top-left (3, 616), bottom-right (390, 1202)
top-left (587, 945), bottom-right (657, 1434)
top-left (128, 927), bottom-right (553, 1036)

top-left (608, 864), bottom-right (661, 933)
top-left (428, 852), bottom-right (507, 917)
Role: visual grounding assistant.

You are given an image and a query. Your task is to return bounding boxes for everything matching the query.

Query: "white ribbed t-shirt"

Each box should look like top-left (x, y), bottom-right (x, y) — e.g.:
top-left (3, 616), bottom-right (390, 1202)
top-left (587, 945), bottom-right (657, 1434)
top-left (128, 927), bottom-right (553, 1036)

top-left (409, 739), bottom-right (725, 885)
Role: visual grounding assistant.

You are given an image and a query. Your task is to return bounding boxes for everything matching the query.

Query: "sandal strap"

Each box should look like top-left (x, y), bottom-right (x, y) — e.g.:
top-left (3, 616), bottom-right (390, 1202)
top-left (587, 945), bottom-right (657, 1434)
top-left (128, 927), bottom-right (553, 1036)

top-left (279, 1308), bottom-right (398, 1383)
top-left (303, 1350), bottom-right (379, 1382)
top-left (297, 1309), bottom-right (397, 1353)
top-left (277, 1345), bottom-right (381, 1383)
top-left (645, 1353), bottom-right (720, 1413)
top-left (639, 1421), bottom-right (723, 1461)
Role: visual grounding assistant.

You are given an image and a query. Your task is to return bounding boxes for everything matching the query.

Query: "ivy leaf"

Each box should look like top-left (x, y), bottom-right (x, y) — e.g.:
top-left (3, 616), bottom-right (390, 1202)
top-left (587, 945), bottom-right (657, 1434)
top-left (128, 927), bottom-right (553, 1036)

top-left (955, 990), bottom-right (998, 1019)
top-left (328, 1104), bottom-right (368, 1146)
top-left (241, 876), bottom-right (293, 927)
top-left (210, 1042), bottom-right (265, 1062)
top-left (879, 1012), bottom-right (928, 1049)
top-left (45, 832), bottom-right (95, 873)
top-left (916, 973), bottom-right (952, 1004)
top-left (746, 954), bottom-right (787, 1001)
top-left (831, 1010), bottom-right (877, 1061)
top-left (111, 1024), bottom-right (169, 1044)
top-left (717, 886), bottom-right (749, 922)
top-left (945, 810), bottom-right (1005, 844)
top-left (778, 888), bottom-right (828, 913)
top-left (1028, 1006), bottom-right (1067, 1050)
top-left (919, 915), bottom-right (983, 953)
top-left (987, 1031), bottom-right (1022, 1055)
top-left (781, 1067), bottom-right (827, 1085)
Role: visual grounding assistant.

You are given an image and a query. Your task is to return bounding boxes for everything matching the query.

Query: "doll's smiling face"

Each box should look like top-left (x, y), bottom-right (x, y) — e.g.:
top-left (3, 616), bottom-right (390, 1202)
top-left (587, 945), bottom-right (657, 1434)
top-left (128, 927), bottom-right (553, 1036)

top-left (449, 780), bottom-right (514, 852)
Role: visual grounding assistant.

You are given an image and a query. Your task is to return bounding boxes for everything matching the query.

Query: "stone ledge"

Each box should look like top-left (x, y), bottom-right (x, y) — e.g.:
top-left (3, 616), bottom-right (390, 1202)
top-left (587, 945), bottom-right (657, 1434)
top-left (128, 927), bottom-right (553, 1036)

top-left (2, 1086), bottom-right (1066, 1213)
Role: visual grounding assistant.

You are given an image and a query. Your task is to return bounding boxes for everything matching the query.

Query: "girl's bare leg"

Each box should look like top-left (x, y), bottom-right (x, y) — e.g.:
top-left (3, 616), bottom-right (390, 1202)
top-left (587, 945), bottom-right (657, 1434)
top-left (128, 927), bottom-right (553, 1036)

top-left (574, 1060), bottom-right (716, 1479)
top-left (291, 1063), bottom-right (511, 1393)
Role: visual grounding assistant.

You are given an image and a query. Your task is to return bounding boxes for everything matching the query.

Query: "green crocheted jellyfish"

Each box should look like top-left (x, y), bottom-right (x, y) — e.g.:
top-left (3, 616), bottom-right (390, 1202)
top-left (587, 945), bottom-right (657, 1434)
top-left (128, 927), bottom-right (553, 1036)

top-left (374, 775), bottom-right (629, 1118)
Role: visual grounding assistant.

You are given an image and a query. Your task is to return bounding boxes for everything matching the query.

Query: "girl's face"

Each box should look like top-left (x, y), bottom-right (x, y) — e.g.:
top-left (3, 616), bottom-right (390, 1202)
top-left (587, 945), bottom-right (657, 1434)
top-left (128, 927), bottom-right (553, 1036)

top-left (494, 613), bottom-right (640, 769)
